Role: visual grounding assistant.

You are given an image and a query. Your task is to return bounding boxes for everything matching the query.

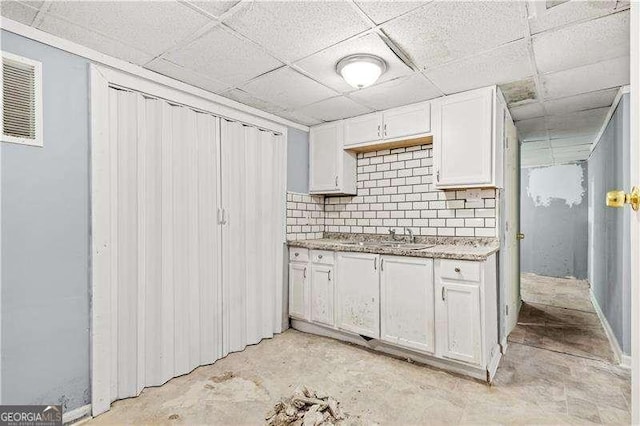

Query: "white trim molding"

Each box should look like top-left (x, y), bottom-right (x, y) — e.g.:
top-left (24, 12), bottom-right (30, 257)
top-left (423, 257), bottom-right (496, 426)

top-left (588, 85), bottom-right (630, 160)
top-left (590, 290), bottom-right (631, 368)
top-left (62, 404), bottom-right (91, 424)
top-left (0, 17), bottom-right (309, 133)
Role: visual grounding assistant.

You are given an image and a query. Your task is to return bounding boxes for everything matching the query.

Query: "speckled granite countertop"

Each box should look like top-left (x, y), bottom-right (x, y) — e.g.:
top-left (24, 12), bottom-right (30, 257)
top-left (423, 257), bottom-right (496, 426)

top-left (288, 233), bottom-right (499, 261)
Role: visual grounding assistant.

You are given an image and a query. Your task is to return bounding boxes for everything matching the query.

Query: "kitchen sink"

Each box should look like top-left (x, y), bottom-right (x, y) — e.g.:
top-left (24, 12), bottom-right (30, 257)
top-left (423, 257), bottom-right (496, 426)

top-left (337, 241), bottom-right (434, 251)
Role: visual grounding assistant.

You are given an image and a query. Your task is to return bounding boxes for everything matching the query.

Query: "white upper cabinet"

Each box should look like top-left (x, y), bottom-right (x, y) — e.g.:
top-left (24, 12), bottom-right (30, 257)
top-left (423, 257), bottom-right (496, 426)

top-left (432, 86), bottom-right (504, 189)
top-left (309, 121), bottom-right (356, 195)
top-left (344, 112), bottom-right (383, 147)
top-left (343, 101), bottom-right (431, 148)
top-left (383, 103), bottom-right (431, 141)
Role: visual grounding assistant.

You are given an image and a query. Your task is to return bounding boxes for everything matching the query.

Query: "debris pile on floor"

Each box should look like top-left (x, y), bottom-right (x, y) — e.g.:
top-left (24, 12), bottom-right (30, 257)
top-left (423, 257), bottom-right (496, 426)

top-left (265, 385), bottom-right (347, 426)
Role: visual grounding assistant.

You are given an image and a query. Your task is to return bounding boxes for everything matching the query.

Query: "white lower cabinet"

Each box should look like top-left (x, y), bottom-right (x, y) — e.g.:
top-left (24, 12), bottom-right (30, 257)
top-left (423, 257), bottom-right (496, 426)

top-left (336, 252), bottom-right (380, 338)
top-left (288, 248), bottom-right (499, 381)
top-left (288, 262), bottom-right (308, 320)
top-left (310, 264), bottom-right (335, 327)
top-left (380, 256), bottom-right (434, 354)
top-left (437, 281), bottom-right (482, 365)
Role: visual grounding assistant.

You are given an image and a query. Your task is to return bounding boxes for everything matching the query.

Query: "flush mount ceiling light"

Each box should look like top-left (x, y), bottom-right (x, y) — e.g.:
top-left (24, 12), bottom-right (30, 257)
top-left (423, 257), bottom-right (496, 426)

top-left (336, 54), bottom-right (387, 89)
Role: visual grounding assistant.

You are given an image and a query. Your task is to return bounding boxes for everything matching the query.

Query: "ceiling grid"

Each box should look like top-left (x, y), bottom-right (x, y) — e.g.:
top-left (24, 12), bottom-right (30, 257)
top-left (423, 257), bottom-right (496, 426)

top-left (0, 0), bottom-right (631, 166)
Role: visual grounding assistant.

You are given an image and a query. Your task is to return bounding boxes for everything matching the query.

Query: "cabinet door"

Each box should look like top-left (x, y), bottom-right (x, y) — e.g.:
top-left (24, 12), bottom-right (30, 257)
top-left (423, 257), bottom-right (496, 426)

top-left (336, 252), bottom-right (380, 338)
top-left (439, 281), bottom-right (482, 365)
top-left (309, 122), bottom-right (341, 192)
top-left (289, 262), bottom-right (308, 320)
top-left (310, 264), bottom-right (334, 327)
top-left (383, 103), bottom-right (430, 140)
top-left (344, 112), bottom-right (383, 146)
top-left (433, 86), bottom-right (494, 188)
top-left (380, 256), bottom-right (434, 353)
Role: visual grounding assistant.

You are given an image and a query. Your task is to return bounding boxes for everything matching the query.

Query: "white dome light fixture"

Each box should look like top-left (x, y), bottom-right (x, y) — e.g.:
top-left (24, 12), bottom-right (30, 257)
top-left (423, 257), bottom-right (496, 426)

top-left (336, 54), bottom-right (387, 89)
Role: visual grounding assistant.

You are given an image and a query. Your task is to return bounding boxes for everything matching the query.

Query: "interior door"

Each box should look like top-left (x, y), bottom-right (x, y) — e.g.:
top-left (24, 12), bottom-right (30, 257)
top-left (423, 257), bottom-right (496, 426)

top-left (101, 88), bottom-right (223, 404)
top-left (504, 113), bottom-right (520, 335)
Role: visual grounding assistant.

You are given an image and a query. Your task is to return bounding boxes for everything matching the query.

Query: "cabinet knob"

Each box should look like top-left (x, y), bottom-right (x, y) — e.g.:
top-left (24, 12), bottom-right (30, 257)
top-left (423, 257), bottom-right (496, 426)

top-left (454, 267), bottom-right (461, 273)
top-left (318, 254), bottom-right (323, 259)
top-left (294, 252), bottom-right (299, 257)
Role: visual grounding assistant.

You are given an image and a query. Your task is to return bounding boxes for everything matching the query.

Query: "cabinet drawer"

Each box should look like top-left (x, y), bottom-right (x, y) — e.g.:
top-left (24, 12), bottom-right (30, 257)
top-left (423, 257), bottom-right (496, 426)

top-left (289, 248), bottom-right (309, 262)
top-left (439, 259), bottom-right (480, 282)
top-left (311, 250), bottom-right (334, 265)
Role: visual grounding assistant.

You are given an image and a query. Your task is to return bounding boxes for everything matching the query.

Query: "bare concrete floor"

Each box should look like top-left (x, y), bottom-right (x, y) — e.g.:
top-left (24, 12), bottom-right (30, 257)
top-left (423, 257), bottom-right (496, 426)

top-left (88, 333), bottom-right (630, 425)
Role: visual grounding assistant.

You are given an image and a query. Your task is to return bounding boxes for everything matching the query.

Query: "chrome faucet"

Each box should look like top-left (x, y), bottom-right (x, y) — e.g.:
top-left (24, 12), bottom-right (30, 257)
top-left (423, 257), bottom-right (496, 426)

top-left (388, 228), bottom-right (400, 241)
top-left (405, 227), bottom-right (415, 243)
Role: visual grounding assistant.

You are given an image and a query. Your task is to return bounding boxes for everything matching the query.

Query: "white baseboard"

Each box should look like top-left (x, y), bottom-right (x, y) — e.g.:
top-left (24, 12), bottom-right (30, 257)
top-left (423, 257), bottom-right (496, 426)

top-left (589, 290), bottom-right (630, 368)
top-left (63, 404), bottom-right (91, 424)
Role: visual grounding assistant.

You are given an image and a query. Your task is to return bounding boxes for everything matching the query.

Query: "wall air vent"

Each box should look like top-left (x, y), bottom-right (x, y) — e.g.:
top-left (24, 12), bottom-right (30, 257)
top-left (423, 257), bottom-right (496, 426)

top-left (1, 52), bottom-right (43, 147)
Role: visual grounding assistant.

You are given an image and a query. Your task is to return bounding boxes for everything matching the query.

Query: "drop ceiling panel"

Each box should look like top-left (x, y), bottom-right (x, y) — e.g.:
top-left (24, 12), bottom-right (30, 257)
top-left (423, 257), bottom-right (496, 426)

top-left (224, 1), bottom-right (370, 62)
top-left (543, 88), bottom-right (618, 116)
top-left (0, 1), bottom-right (41, 26)
top-left (294, 33), bottom-right (413, 93)
top-left (499, 78), bottom-right (539, 105)
top-left (509, 102), bottom-right (545, 121)
top-left (220, 88), bottom-right (286, 115)
top-left (187, 1), bottom-right (239, 18)
top-left (550, 135), bottom-right (594, 148)
top-left (241, 67), bottom-right (338, 110)
top-left (546, 107), bottom-right (609, 132)
top-left (45, 1), bottom-right (211, 56)
top-left (145, 58), bottom-right (229, 94)
top-left (275, 109), bottom-right (323, 127)
top-left (37, 14), bottom-right (154, 65)
top-left (533, 11), bottom-right (630, 74)
top-left (426, 40), bottom-right (531, 94)
top-left (355, 1), bottom-right (426, 24)
top-left (541, 56), bottom-right (630, 99)
top-left (528, 0), bottom-right (620, 34)
top-left (516, 117), bottom-right (547, 142)
top-left (298, 96), bottom-right (372, 122)
top-left (521, 140), bottom-right (550, 150)
top-left (382, 1), bottom-right (526, 69)
top-left (163, 26), bottom-right (283, 86)
top-left (348, 74), bottom-right (441, 110)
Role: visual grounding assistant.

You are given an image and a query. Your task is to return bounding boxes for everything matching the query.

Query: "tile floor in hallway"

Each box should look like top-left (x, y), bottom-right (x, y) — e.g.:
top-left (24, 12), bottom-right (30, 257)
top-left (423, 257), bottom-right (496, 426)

top-left (511, 273), bottom-right (616, 363)
top-left (85, 274), bottom-right (630, 425)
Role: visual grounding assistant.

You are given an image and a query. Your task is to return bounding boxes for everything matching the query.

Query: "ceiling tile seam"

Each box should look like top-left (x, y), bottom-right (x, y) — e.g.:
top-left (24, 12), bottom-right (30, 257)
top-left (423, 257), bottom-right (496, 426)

top-left (142, 19), bottom-right (224, 68)
top-left (140, 59), bottom-right (231, 92)
top-left (530, 5), bottom-right (630, 38)
top-left (31, 8), bottom-right (155, 60)
top-left (294, 94), bottom-right (373, 116)
top-left (31, 0), bottom-right (51, 27)
top-left (522, 1), bottom-right (550, 147)
top-left (176, 0), bottom-right (223, 20)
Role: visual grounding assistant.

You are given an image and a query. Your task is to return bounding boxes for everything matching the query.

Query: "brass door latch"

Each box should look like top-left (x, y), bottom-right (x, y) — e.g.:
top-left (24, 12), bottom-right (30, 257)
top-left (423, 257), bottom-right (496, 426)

top-left (516, 233), bottom-right (525, 240)
top-left (606, 186), bottom-right (639, 211)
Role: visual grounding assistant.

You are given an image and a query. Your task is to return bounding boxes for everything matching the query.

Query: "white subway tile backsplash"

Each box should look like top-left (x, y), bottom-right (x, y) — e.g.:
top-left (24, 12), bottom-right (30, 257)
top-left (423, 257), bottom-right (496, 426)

top-left (287, 145), bottom-right (498, 240)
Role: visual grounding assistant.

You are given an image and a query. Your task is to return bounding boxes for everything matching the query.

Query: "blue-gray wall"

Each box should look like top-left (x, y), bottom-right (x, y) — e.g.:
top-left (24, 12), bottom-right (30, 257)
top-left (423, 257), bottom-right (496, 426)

top-left (520, 163), bottom-right (588, 279)
top-left (1, 31), bottom-right (90, 410)
top-left (588, 94), bottom-right (630, 354)
top-left (286, 127), bottom-right (309, 193)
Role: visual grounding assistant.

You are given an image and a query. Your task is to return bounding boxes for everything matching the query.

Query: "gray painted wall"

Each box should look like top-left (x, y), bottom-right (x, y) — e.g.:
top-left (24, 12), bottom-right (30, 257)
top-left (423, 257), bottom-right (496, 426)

top-left (520, 163), bottom-right (588, 279)
top-left (286, 127), bottom-right (309, 194)
top-left (588, 94), bottom-right (630, 354)
top-left (1, 31), bottom-right (90, 410)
